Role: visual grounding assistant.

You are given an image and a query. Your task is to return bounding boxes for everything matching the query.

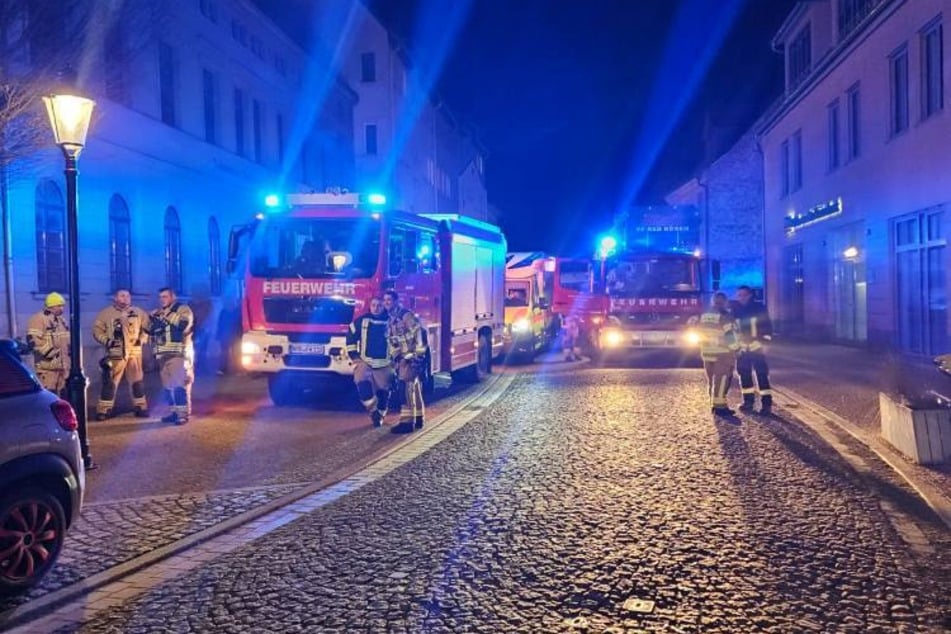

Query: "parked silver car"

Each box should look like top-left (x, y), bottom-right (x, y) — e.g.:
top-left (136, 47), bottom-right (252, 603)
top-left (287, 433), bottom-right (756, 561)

top-left (0, 339), bottom-right (85, 594)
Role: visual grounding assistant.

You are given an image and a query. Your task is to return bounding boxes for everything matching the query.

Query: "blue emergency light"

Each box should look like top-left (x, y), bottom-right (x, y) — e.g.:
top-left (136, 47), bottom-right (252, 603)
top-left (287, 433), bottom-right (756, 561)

top-left (264, 194), bottom-right (281, 208)
top-left (366, 193), bottom-right (387, 206)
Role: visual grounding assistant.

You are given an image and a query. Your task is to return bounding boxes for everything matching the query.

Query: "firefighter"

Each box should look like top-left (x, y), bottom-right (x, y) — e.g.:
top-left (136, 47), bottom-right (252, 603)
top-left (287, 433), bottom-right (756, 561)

top-left (26, 292), bottom-right (71, 396)
top-left (561, 314), bottom-right (580, 362)
top-left (733, 285), bottom-right (774, 416)
top-left (346, 296), bottom-right (393, 427)
top-left (92, 289), bottom-right (151, 420)
top-left (692, 292), bottom-right (739, 417)
top-left (149, 287), bottom-right (195, 425)
top-left (383, 290), bottom-right (427, 434)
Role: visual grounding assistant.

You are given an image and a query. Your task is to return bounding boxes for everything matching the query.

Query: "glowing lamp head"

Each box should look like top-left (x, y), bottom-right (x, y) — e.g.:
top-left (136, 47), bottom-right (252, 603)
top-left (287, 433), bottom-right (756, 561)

top-left (366, 193), bottom-right (387, 206)
top-left (843, 246), bottom-right (859, 259)
top-left (43, 93), bottom-right (95, 155)
top-left (598, 234), bottom-right (618, 259)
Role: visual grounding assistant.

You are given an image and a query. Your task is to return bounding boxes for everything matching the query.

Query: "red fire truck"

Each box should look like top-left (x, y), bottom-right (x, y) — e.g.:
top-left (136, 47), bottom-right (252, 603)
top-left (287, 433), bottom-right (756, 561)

top-left (228, 192), bottom-right (507, 405)
top-left (548, 257), bottom-right (607, 356)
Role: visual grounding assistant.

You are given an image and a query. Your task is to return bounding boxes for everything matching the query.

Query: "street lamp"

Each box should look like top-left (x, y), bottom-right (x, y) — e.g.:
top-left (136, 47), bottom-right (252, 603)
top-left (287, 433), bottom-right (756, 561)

top-left (43, 92), bottom-right (96, 470)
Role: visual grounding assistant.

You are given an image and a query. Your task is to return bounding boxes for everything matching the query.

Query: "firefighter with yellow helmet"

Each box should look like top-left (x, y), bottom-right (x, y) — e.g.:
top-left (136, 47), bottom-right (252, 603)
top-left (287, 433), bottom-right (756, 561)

top-left (149, 287), bottom-right (195, 425)
top-left (26, 292), bottom-right (71, 396)
top-left (92, 288), bottom-right (150, 420)
top-left (690, 291), bottom-right (739, 417)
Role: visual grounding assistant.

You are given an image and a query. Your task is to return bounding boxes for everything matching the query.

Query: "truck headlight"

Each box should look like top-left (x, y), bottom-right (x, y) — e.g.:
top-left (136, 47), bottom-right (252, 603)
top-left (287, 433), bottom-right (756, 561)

top-left (511, 318), bottom-right (531, 333)
top-left (601, 329), bottom-right (624, 348)
top-left (683, 329), bottom-right (702, 346)
top-left (241, 341), bottom-right (262, 355)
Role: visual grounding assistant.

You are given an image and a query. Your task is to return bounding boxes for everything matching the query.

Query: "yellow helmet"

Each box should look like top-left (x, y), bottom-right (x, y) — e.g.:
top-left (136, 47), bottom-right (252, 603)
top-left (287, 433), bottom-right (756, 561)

top-left (45, 292), bottom-right (66, 308)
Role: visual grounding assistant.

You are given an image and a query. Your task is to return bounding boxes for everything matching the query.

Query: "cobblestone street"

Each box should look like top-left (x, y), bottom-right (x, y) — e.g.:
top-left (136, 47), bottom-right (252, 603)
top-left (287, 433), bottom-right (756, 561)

top-left (22, 365), bottom-right (950, 633)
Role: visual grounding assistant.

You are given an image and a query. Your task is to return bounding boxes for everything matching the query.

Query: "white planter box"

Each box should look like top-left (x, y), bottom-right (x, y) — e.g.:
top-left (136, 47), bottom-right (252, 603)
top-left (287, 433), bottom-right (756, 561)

top-left (879, 392), bottom-right (951, 465)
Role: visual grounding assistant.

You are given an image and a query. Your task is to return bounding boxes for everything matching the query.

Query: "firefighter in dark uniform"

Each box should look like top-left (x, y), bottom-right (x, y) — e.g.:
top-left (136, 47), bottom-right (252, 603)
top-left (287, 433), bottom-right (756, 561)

top-left (92, 289), bottom-right (150, 419)
top-left (149, 287), bottom-right (195, 425)
top-left (346, 296), bottom-right (393, 427)
top-left (733, 285), bottom-right (774, 415)
top-left (26, 292), bottom-right (71, 396)
top-left (383, 290), bottom-right (427, 434)
top-left (691, 291), bottom-right (739, 417)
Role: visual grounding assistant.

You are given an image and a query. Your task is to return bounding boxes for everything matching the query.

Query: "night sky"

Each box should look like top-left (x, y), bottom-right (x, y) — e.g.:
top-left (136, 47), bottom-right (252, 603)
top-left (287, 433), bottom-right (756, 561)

top-left (261, 0), bottom-right (798, 253)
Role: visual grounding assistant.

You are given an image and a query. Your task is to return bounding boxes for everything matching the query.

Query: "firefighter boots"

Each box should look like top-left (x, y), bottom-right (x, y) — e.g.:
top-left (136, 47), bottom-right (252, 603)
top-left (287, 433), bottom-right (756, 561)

top-left (414, 416), bottom-right (424, 430)
top-left (759, 396), bottom-right (773, 417)
top-left (371, 410), bottom-right (384, 427)
top-left (391, 421), bottom-right (414, 434)
top-left (133, 407), bottom-right (150, 418)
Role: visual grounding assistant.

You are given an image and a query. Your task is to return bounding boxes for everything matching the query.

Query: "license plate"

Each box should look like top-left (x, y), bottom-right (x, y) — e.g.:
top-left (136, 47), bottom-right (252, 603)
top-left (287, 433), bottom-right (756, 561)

top-left (289, 343), bottom-right (325, 355)
top-left (644, 331), bottom-right (669, 344)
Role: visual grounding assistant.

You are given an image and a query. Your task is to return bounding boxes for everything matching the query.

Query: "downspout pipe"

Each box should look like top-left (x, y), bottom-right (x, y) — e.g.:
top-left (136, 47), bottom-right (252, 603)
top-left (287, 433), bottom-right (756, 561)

top-left (0, 156), bottom-right (16, 339)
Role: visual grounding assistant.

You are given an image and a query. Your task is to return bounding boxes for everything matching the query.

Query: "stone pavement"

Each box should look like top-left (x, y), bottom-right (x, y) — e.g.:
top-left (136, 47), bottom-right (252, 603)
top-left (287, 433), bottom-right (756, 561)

top-left (13, 367), bottom-right (951, 632)
top-left (769, 341), bottom-right (951, 514)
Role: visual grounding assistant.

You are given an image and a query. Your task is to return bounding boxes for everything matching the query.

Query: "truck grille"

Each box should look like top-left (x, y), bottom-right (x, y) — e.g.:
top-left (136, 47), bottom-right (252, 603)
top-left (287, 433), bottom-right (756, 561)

top-left (616, 313), bottom-right (690, 326)
top-left (263, 297), bottom-right (355, 325)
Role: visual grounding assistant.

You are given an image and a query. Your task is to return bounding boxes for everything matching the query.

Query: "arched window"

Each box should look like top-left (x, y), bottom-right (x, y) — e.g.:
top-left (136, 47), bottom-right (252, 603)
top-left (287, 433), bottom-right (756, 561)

top-left (109, 195), bottom-right (132, 292)
top-left (35, 179), bottom-right (67, 292)
top-left (164, 206), bottom-right (182, 293)
top-left (208, 216), bottom-right (222, 295)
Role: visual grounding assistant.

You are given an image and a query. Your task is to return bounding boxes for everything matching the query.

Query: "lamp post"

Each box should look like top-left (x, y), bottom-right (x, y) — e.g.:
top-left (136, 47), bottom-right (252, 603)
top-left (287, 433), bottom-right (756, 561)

top-left (43, 92), bottom-right (96, 470)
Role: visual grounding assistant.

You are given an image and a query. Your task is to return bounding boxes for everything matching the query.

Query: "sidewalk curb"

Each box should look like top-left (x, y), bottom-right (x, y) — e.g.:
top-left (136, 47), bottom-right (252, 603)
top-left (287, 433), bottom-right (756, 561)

top-left (775, 386), bottom-right (951, 531)
top-left (0, 372), bottom-right (516, 631)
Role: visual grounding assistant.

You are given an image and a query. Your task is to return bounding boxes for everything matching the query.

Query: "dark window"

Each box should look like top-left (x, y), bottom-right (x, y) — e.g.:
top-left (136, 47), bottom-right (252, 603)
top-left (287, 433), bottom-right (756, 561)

top-left (35, 180), bottom-right (67, 293)
top-left (838, 0), bottom-right (886, 40)
top-left (0, 352), bottom-right (37, 396)
top-left (895, 209), bottom-right (947, 354)
top-left (277, 114), bottom-right (284, 163)
top-left (846, 83), bottom-right (861, 161)
top-left (784, 245), bottom-right (805, 328)
top-left (365, 124), bottom-right (378, 156)
top-left (208, 216), bottom-right (222, 296)
top-left (790, 130), bottom-right (802, 192)
top-left (104, 27), bottom-right (128, 103)
top-left (234, 89), bottom-right (245, 155)
top-left (361, 52), bottom-right (376, 82)
top-left (787, 24), bottom-right (812, 89)
top-left (199, 0), bottom-right (218, 22)
top-left (203, 69), bottom-right (216, 143)
top-left (827, 99), bottom-right (840, 170)
top-left (889, 45), bottom-right (909, 135)
top-left (252, 99), bottom-right (262, 163)
top-left (164, 207), bottom-right (183, 293)
top-left (779, 139), bottom-right (790, 197)
top-left (109, 195), bottom-right (132, 292)
top-left (388, 227), bottom-right (418, 276)
top-left (921, 19), bottom-right (944, 119)
top-left (159, 42), bottom-right (176, 126)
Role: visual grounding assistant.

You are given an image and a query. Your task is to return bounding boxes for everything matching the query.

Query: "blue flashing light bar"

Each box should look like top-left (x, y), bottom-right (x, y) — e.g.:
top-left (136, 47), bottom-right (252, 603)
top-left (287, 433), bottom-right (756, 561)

top-left (264, 194), bottom-right (281, 208)
top-left (366, 193), bottom-right (387, 206)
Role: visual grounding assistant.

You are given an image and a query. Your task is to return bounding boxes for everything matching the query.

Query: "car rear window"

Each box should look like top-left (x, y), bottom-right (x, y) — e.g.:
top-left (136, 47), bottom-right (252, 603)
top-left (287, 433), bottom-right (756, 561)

top-left (0, 353), bottom-right (38, 396)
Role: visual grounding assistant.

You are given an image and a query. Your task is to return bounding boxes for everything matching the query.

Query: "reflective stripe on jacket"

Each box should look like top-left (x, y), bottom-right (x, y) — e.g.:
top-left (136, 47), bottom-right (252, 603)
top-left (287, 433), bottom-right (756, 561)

top-left (27, 309), bottom-right (70, 371)
top-left (347, 312), bottom-right (392, 369)
top-left (151, 302), bottom-right (194, 356)
top-left (93, 304), bottom-right (149, 359)
top-left (733, 301), bottom-right (773, 352)
top-left (388, 306), bottom-right (427, 360)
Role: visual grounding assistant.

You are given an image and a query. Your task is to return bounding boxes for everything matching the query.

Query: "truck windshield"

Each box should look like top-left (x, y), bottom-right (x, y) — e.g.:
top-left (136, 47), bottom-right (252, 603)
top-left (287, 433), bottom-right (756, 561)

top-left (606, 257), bottom-right (697, 296)
top-left (558, 260), bottom-right (592, 291)
top-left (249, 217), bottom-right (381, 279)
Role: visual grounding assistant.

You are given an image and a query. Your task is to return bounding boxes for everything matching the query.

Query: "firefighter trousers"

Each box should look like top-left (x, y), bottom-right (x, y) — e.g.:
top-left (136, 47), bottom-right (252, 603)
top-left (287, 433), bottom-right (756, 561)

top-left (353, 362), bottom-right (393, 416)
top-left (97, 356), bottom-right (147, 415)
top-left (159, 354), bottom-right (189, 419)
top-left (737, 350), bottom-right (772, 405)
top-left (36, 369), bottom-right (67, 397)
top-left (395, 358), bottom-right (424, 424)
top-left (702, 353), bottom-right (735, 408)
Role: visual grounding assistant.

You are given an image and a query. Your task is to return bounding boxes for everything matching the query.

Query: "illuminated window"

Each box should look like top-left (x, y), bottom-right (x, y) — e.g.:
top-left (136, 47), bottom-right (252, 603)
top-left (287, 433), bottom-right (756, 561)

top-left (109, 195), bottom-right (132, 292)
top-left (35, 180), bottom-right (66, 293)
top-left (208, 216), bottom-right (222, 296)
top-left (164, 207), bottom-right (183, 293)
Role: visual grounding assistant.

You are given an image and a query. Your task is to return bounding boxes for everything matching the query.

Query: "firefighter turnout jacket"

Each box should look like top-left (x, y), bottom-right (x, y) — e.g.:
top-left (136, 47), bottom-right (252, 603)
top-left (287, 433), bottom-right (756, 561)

top-left (150, 302), bottom-right (194, 356)
top-left (694, 308), bottom-right (739, 362)
top-left (387, 305), bottom-right (427, 361)
top-left (93, 305), bottom-right (149, 360)
top-left (732, 300), bottom-right (773, 352)
top-left (346, 311), bottom-right (392, 368)
top-left (27, 309), bottom-right (70, 371)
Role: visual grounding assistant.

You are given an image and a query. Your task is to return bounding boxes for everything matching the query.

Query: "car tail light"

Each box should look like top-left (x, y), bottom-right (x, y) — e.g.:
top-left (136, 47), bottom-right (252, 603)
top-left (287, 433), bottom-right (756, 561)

top-left (51, 399), bottom-right (78, 432)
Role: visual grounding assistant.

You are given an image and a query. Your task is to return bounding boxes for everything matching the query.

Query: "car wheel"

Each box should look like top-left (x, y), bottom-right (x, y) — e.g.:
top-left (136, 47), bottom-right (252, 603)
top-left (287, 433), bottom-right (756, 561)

top-left (0, 486), bottom-right (67, 594)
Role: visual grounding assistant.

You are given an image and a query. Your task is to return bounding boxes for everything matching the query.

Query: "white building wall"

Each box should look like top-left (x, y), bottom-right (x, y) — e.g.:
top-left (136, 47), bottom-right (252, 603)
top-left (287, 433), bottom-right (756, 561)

top-left (759, 0), bottom-right (951, 351)
top-left (2, 0), bottom-right (355, 373)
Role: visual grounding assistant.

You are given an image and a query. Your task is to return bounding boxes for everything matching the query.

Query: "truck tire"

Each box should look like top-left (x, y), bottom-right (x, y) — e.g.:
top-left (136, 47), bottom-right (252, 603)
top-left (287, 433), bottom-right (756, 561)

top-left (457, 332), bottom-right (492, 383)
top-left (267, 373), bottom-right (294, 406)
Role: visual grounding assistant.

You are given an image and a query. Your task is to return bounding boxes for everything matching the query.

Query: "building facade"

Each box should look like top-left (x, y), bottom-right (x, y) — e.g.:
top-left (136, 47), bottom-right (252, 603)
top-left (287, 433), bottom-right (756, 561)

top-left (343, 2), bottom-right (489, 219)
top-left (665, 130), bottom-right (766, 297)
top-left (0, 0), bottom-right (355, 369)
top-left (758, 0), bottom-right (949, 354)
